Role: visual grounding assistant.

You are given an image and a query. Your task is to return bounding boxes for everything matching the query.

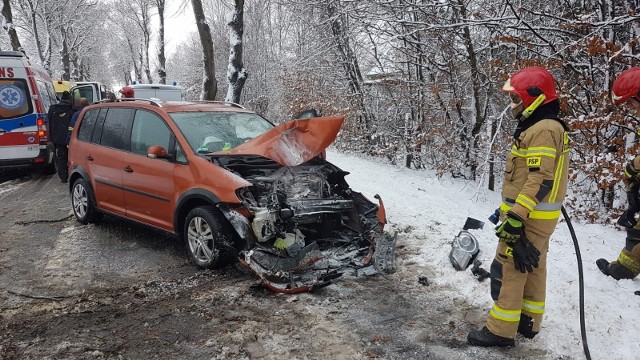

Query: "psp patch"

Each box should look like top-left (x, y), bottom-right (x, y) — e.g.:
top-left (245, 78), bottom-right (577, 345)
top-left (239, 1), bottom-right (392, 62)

top-left (527, 156), bottom-right (541, 168)
top-left (0, 84), bottom-right (26, 110)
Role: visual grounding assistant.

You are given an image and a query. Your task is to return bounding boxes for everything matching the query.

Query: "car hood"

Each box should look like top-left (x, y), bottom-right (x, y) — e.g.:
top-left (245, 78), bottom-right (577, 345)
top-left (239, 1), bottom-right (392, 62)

top-left (211, 116), bottom-right (345, 166)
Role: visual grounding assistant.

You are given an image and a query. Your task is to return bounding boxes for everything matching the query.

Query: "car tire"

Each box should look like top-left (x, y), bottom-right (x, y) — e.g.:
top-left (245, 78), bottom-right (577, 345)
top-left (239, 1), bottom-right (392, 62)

top-left (71, 177), bottom-right (99, 225)
top-left (184, 206), bottom-right (232, 269)
top-left (42, 162), bottom-right (56, 175)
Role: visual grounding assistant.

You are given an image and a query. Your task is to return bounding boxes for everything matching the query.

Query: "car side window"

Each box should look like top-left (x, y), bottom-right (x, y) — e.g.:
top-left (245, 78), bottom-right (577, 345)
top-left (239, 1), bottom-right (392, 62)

top-left (130, 110), bottom-right (171, 156)
top-left (77, 109), bottom-right (99, 142)
top-left (91, 108), bottom-right (108, 144)
top-left (175, 142), bottom-right (186, 163)
top-left (100, 108), bottom-right (134, 151)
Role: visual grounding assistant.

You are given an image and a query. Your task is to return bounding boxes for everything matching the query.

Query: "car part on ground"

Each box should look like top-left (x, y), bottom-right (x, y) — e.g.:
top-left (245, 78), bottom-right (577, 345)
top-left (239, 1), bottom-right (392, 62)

top-left (449, 230), bottom-right (479, 271)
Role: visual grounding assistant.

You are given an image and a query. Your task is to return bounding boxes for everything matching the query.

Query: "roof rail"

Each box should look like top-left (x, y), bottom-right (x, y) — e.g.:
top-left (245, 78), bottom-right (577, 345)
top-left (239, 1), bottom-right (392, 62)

top-left (94, 98), bottom-right (162, 107)
top-left (0, 50), bottom-right (26, 58)
top-left (191, 100), bottom-right (246, 109)
top-left (114, 98), bottom-right (163, 107)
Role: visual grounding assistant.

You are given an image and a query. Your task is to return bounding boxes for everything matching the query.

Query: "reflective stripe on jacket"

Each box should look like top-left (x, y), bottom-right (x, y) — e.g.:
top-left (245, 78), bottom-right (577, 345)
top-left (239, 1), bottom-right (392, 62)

top-left (501, 119), bottom-right (570, 235)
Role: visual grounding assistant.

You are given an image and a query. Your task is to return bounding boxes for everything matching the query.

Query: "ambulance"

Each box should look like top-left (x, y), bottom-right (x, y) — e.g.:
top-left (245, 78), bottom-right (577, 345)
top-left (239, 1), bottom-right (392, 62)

top-left (53, 79), bottom-right (75, 99)
top-left (0, 51), bottom-right (57, 174)
top-left (127, 83), bottom-right (185, 101)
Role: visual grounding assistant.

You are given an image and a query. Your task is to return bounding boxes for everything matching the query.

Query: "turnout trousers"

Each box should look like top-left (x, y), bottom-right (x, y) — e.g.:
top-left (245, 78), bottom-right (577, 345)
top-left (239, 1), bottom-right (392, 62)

top-left (485, 229), bottom-right (550, 339)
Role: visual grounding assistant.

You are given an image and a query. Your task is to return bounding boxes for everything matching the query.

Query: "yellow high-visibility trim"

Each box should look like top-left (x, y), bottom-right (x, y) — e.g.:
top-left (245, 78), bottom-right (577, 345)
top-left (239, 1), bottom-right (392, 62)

top-left (490, 304), bottom-right (521, 322)
top-left (510, 146), bottom-right (557, 158)
top-left (516, 194), bottom-right (537, 211)
top-left (625, 167), bottom-right (633, 178)
top-left (527, 146), bottom-right (557, 158)
top-left (550, 153), bottom-right (565, 202)
top-left (522, 299), bottom-right (545, 314)
top-left (618, 252), bottom-right (640, 274)
top-left (529, 209), bottom-right (561, 220)
top-left (511, 146), bottom-right (527, 157)
top-left (500, 202), bottom-right (561, 220)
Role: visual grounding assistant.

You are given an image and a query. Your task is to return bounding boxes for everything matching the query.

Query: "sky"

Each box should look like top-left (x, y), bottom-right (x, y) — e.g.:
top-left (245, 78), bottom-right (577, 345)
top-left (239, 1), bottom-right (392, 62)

top-left (160, 1), bottom-right (197, 56)
top-left (325, 148), bottom-right (638, 360)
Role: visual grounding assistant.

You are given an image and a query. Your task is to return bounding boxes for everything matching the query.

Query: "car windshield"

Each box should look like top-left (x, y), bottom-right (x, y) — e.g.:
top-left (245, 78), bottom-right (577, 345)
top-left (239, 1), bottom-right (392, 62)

top-left (170, 111), bottom-right (274, 153)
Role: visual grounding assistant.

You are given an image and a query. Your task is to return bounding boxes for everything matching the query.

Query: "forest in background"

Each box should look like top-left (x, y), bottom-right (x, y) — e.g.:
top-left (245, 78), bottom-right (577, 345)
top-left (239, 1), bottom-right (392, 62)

top-left (1, 0), bottom-right (639, 223)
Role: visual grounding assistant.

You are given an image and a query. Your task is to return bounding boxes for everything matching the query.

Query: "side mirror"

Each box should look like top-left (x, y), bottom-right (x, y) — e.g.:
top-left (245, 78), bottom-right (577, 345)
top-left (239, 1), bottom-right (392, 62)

top-left (147, 145), bottom-right (170, 159)
top-left (294, 109), bottom-right (319, 119)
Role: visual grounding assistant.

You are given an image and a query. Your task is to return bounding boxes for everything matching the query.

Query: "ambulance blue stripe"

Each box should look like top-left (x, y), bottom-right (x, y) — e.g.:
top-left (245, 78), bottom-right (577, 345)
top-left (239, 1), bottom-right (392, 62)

top-left (0, 113), bottom-right (39, 131)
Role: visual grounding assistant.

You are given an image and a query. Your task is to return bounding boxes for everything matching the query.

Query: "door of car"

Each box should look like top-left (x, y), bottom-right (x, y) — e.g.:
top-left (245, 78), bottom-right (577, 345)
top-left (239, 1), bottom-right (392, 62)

top-left (83, 107), bottom-right (134, 215)
top-left (122, 109), bottom-right (181, 231)
top-left (70, 84), bottom-right (97, 105)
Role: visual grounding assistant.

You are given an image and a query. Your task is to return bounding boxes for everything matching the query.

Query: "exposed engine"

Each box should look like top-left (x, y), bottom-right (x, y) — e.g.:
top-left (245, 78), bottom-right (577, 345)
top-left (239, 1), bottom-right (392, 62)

top-left (211, 155), bottom-right (396, 293)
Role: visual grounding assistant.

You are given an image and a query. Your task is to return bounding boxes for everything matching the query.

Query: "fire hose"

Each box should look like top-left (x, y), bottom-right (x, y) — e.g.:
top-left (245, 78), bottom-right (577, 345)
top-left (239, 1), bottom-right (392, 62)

top-left (561, 206), bottom-right (591, 360)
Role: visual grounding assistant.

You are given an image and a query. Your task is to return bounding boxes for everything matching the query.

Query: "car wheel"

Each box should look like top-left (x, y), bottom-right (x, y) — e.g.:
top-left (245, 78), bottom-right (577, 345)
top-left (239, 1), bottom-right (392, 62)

top-left (184, 206), bottom-right (232, 269)
top-left (71, 177), bottom-right (99, 224)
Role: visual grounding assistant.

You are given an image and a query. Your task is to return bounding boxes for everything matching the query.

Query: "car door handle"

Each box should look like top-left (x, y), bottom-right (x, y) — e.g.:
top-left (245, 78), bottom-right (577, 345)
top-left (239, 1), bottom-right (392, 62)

top-left (123, 165), bottom-right (133, 173)
top-left (87, 155), bottom-right (93, 161)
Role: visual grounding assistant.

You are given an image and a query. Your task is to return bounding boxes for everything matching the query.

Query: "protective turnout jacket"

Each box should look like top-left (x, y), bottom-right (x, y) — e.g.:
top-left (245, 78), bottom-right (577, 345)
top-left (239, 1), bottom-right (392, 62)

top-left (485, 113), bottom-right (570, 339)
top-left (500, 118), bottom-right (570, 234)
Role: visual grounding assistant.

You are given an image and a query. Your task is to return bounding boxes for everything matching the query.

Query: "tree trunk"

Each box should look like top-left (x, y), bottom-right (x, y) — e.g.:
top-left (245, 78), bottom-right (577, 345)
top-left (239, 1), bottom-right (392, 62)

top-left (191, 0), bottom-right (217, 100)
top-left (25, 0), bottom-right (45, 69)
top-left (127, 37), bottom-right (142, 83)
top-left (156, 0), bottom-right (166, 84)
top-left (2, 0), bottom-right (23, 52)
top-left (60, 27), bottom-right (71, 81)
top-left (225, 0), bottom-right (247, 104)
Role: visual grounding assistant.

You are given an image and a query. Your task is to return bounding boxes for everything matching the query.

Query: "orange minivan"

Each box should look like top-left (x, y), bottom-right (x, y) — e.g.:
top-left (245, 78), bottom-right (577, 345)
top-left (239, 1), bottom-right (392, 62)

top-left (67, 99), bottom-right (395, 293)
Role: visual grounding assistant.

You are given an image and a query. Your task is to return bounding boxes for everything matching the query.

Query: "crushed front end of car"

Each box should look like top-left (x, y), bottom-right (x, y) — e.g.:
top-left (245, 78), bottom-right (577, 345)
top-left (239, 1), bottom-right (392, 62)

top-left (208, 116), bottom-right (396, 293)
top-left (214, 155), bottom-right (396, 293)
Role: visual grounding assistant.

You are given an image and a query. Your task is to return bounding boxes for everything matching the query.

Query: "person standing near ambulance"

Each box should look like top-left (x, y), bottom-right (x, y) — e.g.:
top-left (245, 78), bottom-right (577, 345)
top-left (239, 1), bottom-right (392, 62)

top-left (468, 67), bottom-right (570, 347)
top-left (47, 91), bottom-right (74, 183)
top-left (596, 67), bottom-right (640, 281)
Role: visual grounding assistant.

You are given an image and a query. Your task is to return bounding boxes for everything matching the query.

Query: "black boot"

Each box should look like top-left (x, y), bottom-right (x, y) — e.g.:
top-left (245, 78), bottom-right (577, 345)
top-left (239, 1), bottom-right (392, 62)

top-left (467, 326), bottom-right (515, 347)
top-left (596, 258), bottom-right (612, 277)
top-left (517, 314), bottom-right (538, 339)
top-left (597, 258), bottom-right (635, 280)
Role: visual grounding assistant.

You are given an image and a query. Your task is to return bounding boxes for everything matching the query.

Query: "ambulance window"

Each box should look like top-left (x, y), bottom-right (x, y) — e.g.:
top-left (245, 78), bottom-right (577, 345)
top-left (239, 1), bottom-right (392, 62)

top-left (0, 79), bottom-right (32, 119)
top-left (77, 109), bottom-right (99, 142)
top-left (36, 79), bottom-right (56, 111)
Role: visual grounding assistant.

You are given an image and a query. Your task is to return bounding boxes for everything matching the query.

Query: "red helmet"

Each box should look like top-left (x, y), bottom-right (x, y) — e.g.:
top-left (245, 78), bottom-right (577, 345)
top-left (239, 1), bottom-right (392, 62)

top-left (612, 67), bottom-right (640, 105)
top-left (120, 86), bottom-right (134, 98)
top-left (502, 67), bottom-right (558, 108)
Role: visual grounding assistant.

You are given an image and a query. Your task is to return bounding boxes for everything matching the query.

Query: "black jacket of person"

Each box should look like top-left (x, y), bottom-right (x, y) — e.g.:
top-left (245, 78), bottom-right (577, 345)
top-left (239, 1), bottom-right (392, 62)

top-left (48, 100), bottom-right (74, 145)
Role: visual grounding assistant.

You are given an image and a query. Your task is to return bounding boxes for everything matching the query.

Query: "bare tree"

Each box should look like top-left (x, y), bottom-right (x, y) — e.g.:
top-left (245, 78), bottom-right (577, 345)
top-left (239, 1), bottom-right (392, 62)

top-left (192, 0), bottom-right (217, 100)
top-left (2, 0), bottom-right (23, 52)
top-left (155, 0), bottom-right (166, 84)
top-left (225, 0), bottom-right (247, 103)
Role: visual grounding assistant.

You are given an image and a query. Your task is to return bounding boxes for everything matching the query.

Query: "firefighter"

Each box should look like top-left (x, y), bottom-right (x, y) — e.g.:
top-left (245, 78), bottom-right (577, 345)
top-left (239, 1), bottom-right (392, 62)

top-left (120, 86), bottom-right (134, 98)
top-left (468, 67), bottom-right (570, 347)
top-left (596, 67), bottom-right (640, 281)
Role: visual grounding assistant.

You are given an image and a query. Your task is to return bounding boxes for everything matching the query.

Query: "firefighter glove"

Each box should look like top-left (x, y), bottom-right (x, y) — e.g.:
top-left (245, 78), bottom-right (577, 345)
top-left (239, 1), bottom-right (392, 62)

top-left (511, 236), bottom-right (540, 273)
top-left (627, 188), bottom-right (640, 215)
top-left (495, 216), bottom-right (523, 242)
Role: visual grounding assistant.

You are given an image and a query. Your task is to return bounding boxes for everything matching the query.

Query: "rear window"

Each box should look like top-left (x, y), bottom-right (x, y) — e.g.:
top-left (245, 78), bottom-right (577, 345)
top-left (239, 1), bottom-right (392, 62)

top-left (77, 109), bottom-right (99, 142)
top-left (100, 108), bottom-right (134, 150)
top-left (0, 79), bottom-right (32, 119)
top-left (170, 112), bottom-right (274, 153)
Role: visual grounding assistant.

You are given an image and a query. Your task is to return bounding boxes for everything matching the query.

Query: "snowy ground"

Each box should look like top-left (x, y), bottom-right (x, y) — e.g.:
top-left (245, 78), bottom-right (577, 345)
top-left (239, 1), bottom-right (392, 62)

top-left (327, 148), bottom-right (639, 360)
